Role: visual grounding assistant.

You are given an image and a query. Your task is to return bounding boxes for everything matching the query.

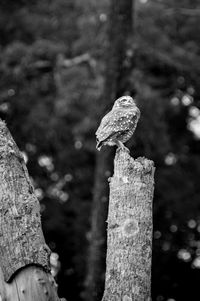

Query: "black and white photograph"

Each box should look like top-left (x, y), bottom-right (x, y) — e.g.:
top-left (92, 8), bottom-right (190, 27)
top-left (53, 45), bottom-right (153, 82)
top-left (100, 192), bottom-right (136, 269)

top-left (0, 0), bottom-right (200, 300)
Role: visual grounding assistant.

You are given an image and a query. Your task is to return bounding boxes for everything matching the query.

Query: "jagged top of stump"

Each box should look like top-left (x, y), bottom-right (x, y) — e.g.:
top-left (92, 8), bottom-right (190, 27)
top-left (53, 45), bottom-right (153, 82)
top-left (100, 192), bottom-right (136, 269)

top-left (113, 149), bottom-right (155, 181)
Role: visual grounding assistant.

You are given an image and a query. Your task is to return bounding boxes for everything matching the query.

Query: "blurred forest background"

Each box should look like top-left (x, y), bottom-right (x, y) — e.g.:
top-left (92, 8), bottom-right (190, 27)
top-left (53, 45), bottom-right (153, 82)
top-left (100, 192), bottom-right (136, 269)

top-left (1, 0), bottom-right (200, 300)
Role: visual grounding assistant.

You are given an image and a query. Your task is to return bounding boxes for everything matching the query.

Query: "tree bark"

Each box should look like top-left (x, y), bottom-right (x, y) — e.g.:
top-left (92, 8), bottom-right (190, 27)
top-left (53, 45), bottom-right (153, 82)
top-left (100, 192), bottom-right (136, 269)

top-left (84, 1), bottom-right (134, 300)
top-left (0, 120), bottom-right (63, 300)
top-left (102, 150), bottom-right (155, 301)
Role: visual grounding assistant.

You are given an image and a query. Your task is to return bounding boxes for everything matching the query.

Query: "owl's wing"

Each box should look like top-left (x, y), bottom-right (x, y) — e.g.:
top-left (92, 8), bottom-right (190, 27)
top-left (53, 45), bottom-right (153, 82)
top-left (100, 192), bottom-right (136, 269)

top-left (96, 109), bottom-right (138, 143)
top-left (95, 111), bottom-right (113, 141)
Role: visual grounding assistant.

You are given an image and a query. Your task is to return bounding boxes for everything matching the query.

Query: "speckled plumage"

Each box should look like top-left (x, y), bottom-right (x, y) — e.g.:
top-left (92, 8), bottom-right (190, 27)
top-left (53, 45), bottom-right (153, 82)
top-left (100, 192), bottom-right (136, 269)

top-left (96, 96), bottom-right (140, 151)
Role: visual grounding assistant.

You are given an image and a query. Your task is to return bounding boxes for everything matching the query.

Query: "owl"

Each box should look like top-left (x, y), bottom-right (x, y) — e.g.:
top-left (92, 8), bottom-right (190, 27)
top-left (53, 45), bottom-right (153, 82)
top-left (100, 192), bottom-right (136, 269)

top-left (96, 96), bottom-right (140, 151)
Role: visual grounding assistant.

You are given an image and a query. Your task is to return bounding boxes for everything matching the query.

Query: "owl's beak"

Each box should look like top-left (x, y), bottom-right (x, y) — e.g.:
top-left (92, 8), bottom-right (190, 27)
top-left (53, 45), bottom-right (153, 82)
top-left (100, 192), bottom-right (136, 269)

top-left (124, 101), bottom-right (132, 106)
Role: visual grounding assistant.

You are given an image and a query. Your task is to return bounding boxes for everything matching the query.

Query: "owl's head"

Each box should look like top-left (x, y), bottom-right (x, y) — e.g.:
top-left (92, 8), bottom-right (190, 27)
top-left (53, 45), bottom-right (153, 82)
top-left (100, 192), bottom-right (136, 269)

top-left (113, 96), bottom-right (136, 109)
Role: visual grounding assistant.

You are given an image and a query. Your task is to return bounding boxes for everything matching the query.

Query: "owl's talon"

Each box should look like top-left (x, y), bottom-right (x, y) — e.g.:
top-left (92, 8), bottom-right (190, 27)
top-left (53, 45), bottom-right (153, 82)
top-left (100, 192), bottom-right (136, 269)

top-left (117, 146), bottom-right (130, 153)
top-left (123, 146), bottom-right (130, 153)
top-left (116, 141), bottom-right (130, 153)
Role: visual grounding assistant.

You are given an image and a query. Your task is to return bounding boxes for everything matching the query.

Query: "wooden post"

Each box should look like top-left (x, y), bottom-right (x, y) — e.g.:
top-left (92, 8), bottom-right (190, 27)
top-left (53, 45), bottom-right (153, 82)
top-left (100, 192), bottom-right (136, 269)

top-left (0, 120), bottom-right (64, 300)
top-left (102, 149), bottom-right (155, 301)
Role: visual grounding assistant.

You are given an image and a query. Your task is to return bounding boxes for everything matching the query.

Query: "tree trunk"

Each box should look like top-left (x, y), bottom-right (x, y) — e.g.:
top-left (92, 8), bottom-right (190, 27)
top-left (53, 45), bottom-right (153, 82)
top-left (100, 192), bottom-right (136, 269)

top-left (84, 1), bottom-right (134, 300)
top-left (0, 120), bottom-right (63, 301)
top-left (102, 150), bottom-right (155, 301)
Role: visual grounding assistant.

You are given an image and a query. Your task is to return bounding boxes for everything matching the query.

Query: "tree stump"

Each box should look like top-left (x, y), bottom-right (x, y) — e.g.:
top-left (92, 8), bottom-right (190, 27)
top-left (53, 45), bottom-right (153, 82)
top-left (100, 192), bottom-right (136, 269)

top-left (102, 149), bottom-right (155, 301)
top-left (0, 120), bottom-right (64, 300)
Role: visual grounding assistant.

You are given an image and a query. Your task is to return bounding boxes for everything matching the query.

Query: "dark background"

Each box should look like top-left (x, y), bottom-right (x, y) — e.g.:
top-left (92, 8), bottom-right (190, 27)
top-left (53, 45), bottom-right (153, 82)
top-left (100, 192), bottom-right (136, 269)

top-left (1, 0), bottom-right (200, 300)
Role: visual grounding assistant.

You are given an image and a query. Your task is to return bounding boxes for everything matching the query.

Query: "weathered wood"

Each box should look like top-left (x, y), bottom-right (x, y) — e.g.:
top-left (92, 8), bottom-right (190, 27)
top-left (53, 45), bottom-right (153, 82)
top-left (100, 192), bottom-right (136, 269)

top-left (102, 149), bottom-right (155, 301)
top-left (0, 120), bottom-right (64, 300)
top-left (0, 266), bottom-right (62, 301)
top-left (0, 120), bottom-right (50, 282)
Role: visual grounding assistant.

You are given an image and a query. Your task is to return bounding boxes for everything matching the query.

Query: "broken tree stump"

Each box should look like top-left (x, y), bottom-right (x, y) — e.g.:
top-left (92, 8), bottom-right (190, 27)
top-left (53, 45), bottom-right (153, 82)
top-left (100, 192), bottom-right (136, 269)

top-left (102, 149), bottom-right (155, 301)
top-left (0, 120), bottom-right (64, 300)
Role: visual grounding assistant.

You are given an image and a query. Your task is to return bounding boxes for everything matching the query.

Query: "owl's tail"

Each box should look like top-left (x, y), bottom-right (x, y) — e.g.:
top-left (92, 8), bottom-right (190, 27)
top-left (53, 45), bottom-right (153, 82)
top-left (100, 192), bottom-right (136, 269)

top-left (96, 140), bottom-right (103, 151)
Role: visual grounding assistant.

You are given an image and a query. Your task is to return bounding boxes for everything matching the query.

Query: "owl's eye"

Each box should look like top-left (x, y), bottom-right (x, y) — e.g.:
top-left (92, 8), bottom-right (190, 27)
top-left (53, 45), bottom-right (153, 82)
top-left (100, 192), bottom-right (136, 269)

top-left (121, 98), bottom-right (132, 105)
top-left (119, 98), bottom-right (127, 104)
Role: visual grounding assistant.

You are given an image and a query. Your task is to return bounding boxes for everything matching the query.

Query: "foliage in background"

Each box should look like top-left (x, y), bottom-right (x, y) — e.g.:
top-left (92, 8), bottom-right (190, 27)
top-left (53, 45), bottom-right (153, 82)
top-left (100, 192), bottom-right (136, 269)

top-left (0, 0), bottom-right (200, 300)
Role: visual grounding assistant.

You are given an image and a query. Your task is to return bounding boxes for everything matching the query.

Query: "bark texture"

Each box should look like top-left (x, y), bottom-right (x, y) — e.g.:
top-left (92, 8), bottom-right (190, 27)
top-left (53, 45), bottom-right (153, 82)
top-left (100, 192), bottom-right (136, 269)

top-left (102, 149), bottom-right (155, 301)
top-left (0, 120), bottom-right (63, 300)
top-left (84, 1), bottom-right (134, 300)
top-left (0, 120), bottom-right (50, 282)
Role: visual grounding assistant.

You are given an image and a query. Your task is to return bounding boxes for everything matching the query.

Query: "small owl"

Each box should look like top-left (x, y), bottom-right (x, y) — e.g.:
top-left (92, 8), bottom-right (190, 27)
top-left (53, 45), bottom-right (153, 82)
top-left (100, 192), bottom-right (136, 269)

top-left (96, 96), bottom-right (140, 151)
